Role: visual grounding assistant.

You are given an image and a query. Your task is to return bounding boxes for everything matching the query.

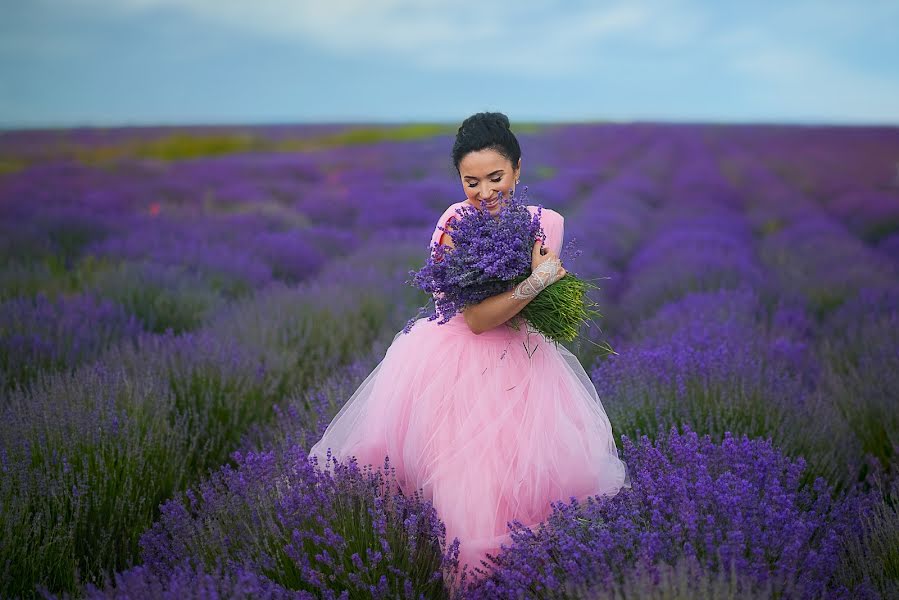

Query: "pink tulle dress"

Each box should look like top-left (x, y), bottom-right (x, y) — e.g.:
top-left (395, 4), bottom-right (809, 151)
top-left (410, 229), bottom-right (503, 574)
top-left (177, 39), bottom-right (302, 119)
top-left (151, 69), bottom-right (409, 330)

top-left (308, 202), bottom-right (632, 581)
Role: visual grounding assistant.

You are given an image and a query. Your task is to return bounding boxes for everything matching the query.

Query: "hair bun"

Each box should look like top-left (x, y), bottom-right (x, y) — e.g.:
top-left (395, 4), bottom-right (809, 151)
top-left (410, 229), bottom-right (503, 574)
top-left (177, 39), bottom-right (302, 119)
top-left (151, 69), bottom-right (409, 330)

top-left (451, 111), bottom-right (520, 175)
top-left (460, 111), bottom-right (511, 134)
top-left (491, 113), bottom-right (511, 130)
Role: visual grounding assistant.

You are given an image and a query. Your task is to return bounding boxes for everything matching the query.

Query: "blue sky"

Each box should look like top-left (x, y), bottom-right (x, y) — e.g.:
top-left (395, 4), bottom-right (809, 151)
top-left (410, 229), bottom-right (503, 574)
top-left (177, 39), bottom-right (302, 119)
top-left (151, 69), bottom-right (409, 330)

top-left (1, 0), bottom-right (898, 129)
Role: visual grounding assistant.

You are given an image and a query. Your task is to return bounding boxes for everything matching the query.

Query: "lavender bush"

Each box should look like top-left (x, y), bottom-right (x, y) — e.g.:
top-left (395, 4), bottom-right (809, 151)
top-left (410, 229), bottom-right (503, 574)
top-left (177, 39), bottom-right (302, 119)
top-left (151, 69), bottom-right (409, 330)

top-left (76, 561), bottom-right (303, 600)
top-left (88, 225), bottom-right (274, 299)
top-left (88, 259), bottom-right (225, 333)
top-left (616, 214), bottom-right (765, 325)
top-left (127, 445), bottom-right (456, 599)
top-left (563, 557), bottom-right (788, 599)
top-left (239, 340), bottom-right (389, 457)
top-left (1, 240), bottom-right (427, 597)
top-left (588, 287), bottom-right (860, 490)
top-left (0, 364), bottom-right (190, 598)
top-left (463, 424), bottom-right (877, 600)
top-left (0, 253), bottom-right (119, 303)
top-left (0, 260), bottom-right (59, 301)
top-left (817, 286), bottom-right (899, 473)
top-left (829, 455), bottom-right (899, 599)
top-left (0, 291), bottom-right (142, 392)
top-left (757, 215), bottom-right (897, 320)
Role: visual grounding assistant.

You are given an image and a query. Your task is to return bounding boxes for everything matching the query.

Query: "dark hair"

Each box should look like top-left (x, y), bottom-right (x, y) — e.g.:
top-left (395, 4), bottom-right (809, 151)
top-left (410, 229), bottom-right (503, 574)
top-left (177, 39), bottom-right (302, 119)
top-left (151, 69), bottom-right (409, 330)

top-left (451, 111), bottom-right (521, 176)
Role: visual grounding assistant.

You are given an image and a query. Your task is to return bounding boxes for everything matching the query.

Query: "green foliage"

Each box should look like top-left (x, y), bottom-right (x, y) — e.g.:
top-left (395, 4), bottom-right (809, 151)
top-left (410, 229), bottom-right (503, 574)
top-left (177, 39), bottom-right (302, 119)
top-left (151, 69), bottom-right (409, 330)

top-left (89, 261), bottom-right (224, 333)
top-left (0, 367), bottom-right (191, 598)
top-left (69, 124), bottom-right (457, 165)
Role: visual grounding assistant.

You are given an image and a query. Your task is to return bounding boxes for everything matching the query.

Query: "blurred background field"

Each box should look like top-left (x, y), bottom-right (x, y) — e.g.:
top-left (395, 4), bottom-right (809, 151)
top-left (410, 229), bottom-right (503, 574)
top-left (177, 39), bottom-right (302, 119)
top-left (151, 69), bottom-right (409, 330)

top-left (1, 122), bottom-right (898, 598)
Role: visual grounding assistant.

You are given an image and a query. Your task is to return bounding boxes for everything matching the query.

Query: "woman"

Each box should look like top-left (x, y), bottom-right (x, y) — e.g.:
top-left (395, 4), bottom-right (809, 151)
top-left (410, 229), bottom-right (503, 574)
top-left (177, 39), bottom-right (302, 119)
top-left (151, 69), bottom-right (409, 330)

top-left (308, 111), bottom-right (631, 583)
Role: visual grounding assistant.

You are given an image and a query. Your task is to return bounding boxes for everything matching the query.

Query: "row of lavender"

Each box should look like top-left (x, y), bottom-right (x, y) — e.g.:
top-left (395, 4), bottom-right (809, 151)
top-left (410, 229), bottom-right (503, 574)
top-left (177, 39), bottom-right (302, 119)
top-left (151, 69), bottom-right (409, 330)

top-left (1, 123), bottom-right (897, 599)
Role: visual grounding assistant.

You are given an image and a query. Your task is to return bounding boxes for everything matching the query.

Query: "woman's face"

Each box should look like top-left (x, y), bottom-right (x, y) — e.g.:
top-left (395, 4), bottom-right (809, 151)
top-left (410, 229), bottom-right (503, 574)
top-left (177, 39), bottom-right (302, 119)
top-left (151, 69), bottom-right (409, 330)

top-left (459, 148), bottom-right (522, 215)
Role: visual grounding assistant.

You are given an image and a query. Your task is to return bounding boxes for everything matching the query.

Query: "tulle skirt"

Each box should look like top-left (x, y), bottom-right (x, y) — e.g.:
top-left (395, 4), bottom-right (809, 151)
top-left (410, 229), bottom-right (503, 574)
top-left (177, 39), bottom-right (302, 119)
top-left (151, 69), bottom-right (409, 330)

top-left (308, 313), bottom-right (632, 581)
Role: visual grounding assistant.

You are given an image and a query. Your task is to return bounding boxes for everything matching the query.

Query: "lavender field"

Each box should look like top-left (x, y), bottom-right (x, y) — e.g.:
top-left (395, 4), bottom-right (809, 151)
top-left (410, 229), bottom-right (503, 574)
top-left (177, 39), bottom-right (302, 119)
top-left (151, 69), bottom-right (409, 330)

top-left (1, 122), bottom-right (898, 599)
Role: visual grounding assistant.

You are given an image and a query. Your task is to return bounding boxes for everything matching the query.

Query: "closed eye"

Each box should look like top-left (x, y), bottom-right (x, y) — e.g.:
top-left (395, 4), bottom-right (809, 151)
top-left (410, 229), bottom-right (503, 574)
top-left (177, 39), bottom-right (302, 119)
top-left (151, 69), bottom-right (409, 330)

top-left (468, 177), bottom-right (503, 188)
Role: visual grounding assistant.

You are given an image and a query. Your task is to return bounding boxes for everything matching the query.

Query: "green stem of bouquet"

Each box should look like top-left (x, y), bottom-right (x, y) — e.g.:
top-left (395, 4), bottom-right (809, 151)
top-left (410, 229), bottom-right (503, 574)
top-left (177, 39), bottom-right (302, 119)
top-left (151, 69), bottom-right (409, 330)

top-left (508, 273), bottom-right (612, 353)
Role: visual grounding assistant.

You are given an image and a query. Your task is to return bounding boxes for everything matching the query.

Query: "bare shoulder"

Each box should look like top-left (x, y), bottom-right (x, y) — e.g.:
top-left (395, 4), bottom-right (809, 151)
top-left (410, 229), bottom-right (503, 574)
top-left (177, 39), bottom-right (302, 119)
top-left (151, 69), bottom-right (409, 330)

top-left (436, 202), bottom-right (466, 248)
top-left (439, 220), bottom-right (456, 249)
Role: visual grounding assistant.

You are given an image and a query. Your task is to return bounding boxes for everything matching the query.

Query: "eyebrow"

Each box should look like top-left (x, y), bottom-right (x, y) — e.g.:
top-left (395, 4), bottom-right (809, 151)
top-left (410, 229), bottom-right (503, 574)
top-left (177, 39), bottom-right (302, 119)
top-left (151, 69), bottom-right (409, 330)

top-left (463, 169), bottom-right (504, 180)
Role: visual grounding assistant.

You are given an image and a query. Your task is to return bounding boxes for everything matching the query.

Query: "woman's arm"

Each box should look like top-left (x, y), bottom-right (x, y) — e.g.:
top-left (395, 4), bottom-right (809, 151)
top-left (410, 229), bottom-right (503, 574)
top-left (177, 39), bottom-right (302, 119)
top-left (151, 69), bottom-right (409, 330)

top-left (438, 223), bottom-right (565, 334)
top-left (463, 252), bottom-right (565, 333)
top-left (439, 221), bottom-right (524, 334)
top-left (462, 290), bottom-right (534, 335)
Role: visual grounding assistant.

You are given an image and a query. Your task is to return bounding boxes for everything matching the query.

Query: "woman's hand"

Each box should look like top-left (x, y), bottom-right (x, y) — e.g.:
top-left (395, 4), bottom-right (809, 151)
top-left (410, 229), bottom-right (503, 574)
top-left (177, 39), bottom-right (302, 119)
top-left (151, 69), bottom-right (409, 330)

top-left (509, 238), bottom-right (566, 301)
top-left (531, 238), bottom-right (566, 279)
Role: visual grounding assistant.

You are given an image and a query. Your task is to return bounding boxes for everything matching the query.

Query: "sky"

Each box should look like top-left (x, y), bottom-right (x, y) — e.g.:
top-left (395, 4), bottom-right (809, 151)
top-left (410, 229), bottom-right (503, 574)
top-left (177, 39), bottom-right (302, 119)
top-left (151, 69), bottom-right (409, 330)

top-left (1, 0), bottom-right (898, 129)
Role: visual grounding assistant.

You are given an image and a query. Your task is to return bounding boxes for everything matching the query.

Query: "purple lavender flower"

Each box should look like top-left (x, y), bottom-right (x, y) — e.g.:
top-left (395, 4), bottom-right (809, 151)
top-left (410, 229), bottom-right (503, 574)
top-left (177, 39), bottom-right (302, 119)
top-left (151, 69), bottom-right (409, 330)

top-left (0, 292), bottom-right (143, 392)
top-left (79, 560), bottom-right (307, 600)
top-left (134, 445), bottom-right (457, 599)
top-left (588, 287), bottom-right (865, 491)
top-left (405, 187), bottom-right (544, 330)
top-left (463, 424), bottom-right (876, 600)
top-left (817, 285), bottom-right (899, 475)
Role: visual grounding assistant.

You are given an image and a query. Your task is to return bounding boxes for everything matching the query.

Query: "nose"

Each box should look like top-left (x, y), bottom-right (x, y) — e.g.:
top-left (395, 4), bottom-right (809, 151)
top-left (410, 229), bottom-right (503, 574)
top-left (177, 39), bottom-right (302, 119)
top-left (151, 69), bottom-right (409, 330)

top-left (479, 182), bottom-right (496, 200)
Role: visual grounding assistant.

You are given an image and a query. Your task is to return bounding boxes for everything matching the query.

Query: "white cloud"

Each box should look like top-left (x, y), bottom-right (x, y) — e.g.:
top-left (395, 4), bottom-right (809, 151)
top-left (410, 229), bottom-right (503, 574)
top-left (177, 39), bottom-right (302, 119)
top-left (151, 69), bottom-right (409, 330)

top-left (716, 26), bottom-right (899, 121)
top-left (64, 0), bottom-right (705, 73)
top-left (9, 0), bottom-right (898, 123)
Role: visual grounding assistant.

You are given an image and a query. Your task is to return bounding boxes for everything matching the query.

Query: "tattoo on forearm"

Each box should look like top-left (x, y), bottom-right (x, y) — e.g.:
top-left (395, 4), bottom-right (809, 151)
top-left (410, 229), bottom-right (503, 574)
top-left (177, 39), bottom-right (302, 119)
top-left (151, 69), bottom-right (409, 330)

top-left (511, 258), bottom-right (563, 299)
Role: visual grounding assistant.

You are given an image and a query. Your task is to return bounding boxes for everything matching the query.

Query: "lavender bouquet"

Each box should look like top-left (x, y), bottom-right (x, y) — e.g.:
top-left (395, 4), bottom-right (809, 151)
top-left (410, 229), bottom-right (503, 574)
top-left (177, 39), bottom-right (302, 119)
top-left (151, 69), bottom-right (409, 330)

top-left (404, 187), bottom-right (604, 346)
